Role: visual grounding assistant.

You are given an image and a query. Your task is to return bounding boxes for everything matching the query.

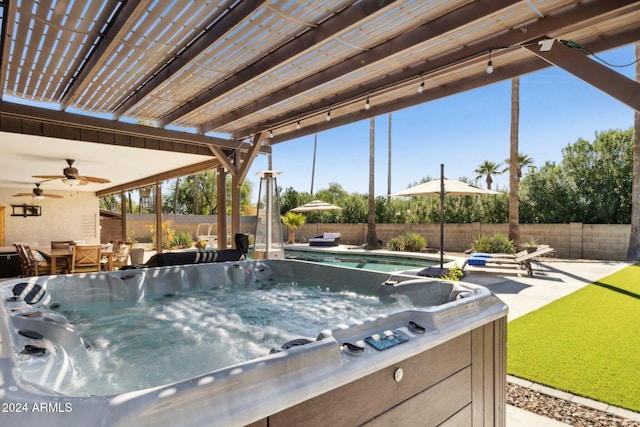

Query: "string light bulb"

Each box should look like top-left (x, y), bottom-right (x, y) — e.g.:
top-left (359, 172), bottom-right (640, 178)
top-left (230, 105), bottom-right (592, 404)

top-left (417, 79), bottom-right (424, 93)
top-left (365, 94), bottom-right (370, 110)
top-left (326, 110), bottom-right (331, 121)
top-left (269, 130), bottom-right (273, 138)
top-left (486, 50), bottom-right (494, 74)
top-left (296, 120), bottom-right (301, 130)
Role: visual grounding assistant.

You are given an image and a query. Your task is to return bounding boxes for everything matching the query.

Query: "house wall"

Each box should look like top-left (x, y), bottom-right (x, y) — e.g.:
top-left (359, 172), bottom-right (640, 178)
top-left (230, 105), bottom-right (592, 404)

top-left (0, 188), bottom-right (100, 247)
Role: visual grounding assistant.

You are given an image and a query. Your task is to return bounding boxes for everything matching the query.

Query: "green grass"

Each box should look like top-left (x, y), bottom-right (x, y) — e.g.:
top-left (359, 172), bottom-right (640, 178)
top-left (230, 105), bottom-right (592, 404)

top-left (507, 264), bottom-right (640, 412)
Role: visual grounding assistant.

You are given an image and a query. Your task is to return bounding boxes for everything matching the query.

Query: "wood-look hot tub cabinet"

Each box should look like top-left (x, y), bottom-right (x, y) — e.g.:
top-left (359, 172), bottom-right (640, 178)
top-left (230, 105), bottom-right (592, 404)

top-left (249, 317), bottom-right (507, 427)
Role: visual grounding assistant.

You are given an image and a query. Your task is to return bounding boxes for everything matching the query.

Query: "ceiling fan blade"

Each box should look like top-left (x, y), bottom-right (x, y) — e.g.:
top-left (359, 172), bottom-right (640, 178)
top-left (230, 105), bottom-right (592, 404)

top-left (12, 193), bottom-right (32, 197)
top-left (33, 175), bottom-right (65, 180)
top-left (78, 175), bottom-right (111, 184)
top-left (44, 194), bottom-right (64, 198)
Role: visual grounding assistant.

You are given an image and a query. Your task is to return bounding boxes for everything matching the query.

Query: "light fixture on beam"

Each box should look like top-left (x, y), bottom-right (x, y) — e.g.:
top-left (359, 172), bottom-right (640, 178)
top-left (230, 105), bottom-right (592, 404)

top-left (326, 110), bottom-right (331, 121)
top-left (486, 50), bottom-right (493, 74)
top-left (417, 75), bottom-right (424, 93)
top-left (365, 93), bottom-right (370, 110)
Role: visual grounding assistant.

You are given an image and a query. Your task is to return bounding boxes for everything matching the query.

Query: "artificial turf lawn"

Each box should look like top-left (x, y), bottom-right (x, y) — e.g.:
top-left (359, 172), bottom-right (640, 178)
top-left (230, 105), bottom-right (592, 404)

top-left (507, 263), bottom-right (640, 412)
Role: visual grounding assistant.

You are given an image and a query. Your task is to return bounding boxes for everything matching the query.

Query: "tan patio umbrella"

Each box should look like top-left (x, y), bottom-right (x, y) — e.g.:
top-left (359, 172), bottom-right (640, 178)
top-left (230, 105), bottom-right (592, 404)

top-left (396, 164), bottom-right (501, 273)
top-left (290, 200), bottom-right (342, 212)
top-left (291, 199), bottom-right (342, 234)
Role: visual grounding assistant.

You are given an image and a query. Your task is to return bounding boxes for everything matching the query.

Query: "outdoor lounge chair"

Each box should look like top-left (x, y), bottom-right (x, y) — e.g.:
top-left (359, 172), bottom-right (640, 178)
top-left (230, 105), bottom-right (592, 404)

top-left (462, 246), bottom-right (556, 275)
top-left (309, 232), bottom-right (341, 247)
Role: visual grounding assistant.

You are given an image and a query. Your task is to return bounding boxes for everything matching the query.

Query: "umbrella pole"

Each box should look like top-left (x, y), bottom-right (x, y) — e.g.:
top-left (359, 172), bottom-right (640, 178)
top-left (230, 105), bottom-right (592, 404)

top-left (440, 164), bottom-right (445, 269)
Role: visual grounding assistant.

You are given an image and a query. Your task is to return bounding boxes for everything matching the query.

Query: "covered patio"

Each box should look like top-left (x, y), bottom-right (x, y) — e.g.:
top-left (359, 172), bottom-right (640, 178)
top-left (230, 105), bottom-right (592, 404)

top-left (0, 0), bottom-right (639, 251)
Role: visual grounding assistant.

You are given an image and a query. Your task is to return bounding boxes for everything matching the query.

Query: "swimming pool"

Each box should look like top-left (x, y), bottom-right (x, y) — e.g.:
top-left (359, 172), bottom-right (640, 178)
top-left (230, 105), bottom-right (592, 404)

top-left (0, 260), bottom-right (507, 426)
top-left (284, 249), bottom-right (439, 272)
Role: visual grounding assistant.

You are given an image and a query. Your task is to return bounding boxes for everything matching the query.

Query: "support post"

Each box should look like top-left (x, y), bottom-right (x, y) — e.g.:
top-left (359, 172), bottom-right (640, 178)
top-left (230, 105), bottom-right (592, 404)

top-left (216, 167), bottom-right (228, 249)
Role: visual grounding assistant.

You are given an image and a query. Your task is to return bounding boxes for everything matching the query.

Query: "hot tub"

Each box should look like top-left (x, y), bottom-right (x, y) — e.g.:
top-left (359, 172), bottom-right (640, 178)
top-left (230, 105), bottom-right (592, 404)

top-left (0, 260), bottom-right (507, 426)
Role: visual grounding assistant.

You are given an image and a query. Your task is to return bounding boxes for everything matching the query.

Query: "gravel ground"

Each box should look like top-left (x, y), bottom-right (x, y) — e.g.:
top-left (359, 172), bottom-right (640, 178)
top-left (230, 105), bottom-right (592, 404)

top-left (507, 383), bottom-right (640, 427)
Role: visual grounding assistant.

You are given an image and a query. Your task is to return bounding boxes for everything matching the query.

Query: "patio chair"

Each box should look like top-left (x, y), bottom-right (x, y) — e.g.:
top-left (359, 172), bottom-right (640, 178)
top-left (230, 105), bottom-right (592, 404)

top-left (110, 242), bottom-right (133, 270)
top-left (71, 245), bottom-right (102, 274)
top-left (24, 245), bottom-right (52, 276)
top-left (13, 244), bottom-right (34, 277)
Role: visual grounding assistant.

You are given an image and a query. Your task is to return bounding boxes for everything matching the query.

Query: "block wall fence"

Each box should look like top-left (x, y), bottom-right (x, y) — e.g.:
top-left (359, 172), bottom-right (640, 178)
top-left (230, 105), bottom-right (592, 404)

top-left (110, 215), bottom-right (631, 261)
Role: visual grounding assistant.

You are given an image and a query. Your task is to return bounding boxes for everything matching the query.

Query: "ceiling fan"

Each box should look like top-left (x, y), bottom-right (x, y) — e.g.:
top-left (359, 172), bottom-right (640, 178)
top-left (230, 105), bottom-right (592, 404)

top-left (33, 159), bottom-right (111, 186)
top-left (13, 183), bottom-right (63, 200)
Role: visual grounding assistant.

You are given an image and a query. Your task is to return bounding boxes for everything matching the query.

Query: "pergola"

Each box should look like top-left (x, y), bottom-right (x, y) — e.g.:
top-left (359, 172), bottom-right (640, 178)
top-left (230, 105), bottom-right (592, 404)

top-left (1, 0), bottom-right (639, 249)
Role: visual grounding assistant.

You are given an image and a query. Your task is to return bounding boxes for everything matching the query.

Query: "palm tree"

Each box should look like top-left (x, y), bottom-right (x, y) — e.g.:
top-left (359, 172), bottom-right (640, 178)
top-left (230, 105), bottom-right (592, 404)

top-left (627, 42), bottom-right (640, 260)
top-left (281, 211), bottom-right (306, 244)
top-left (504, 152), bottom-right (534, 180)
top-left (474, 160), bottom-right (503, 190)
top-left (366, 117), bottom-right (382, 249)
top-left (508, 77), bottom-right (521, 245)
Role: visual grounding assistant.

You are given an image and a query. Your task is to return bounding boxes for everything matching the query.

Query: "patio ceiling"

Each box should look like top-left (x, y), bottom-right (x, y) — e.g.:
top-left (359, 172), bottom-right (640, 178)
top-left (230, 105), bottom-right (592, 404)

top-left (1, 0), bottom-right (639, 195)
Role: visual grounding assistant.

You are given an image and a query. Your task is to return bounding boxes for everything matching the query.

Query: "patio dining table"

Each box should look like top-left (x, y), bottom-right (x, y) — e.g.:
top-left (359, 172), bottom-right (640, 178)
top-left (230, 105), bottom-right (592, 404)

top-left (37, 247), bottom-right (113, 273)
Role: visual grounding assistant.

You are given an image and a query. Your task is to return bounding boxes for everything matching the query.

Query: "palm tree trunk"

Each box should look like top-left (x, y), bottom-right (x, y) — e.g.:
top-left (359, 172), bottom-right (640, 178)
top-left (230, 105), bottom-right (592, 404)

top-left (366, 117), bottom-right (381, 249)
top-left (627, 43), bottom-right (640, 260)
top-left (173, 178), bottom-right (180, 214)
top-left (387, 113), bottom-right (392, 200)
top-left (508, 76), bottom-right (520, 244)
top-left (311, 133), bottom-right (317, 195)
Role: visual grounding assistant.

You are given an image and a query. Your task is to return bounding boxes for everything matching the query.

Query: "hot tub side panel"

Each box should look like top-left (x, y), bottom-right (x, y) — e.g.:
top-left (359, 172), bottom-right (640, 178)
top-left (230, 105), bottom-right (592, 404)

top-left (259, 317), bottom-right (507, 427)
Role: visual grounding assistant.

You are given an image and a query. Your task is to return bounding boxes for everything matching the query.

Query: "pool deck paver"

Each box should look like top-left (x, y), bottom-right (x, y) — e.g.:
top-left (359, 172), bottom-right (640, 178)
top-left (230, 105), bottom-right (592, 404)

top-left (284, 243), bottom-right (639, 426)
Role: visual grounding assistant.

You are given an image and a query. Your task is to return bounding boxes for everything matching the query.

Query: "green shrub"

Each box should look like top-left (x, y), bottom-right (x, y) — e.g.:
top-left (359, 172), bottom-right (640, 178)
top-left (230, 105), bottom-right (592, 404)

top-left (471, 234), bottom-right (492, 253)
top-left (170, 231), bottom-right (193, 249)
top-left (443, 263), bottom-right (463, 281)
top-left (490, 232), bottom-right (515, 254)
top-left (403, 232), bottom-right (426, 252)
top-left (472, 233), bottom-right (515, 254)
top-left (387, 232), bottom-right (426, 252)
top-left (387, 236), bottom-right (404, 251)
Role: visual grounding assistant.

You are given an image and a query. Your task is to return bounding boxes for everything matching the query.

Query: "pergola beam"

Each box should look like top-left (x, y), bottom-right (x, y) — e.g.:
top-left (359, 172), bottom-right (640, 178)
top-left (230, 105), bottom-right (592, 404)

top-left (270, 23), bottom-right (640, 144)
top-left (115, 1), bottom-right (265, 119)
top-left (525, 40), bottom-right (640, 112)
top-left (96, 158), bottom-right (223, 196)
top-left (234, 0), bottom-right (640, 140)
top-left (59, 1), bottom-right (147, 110)
top-left (0, 0), bottom-right (17, 99)
top-left (161, 0), bottom-right (399, 129)
top-left (235, 132), bottom-right (266, 187)
top-left (0, 100), bottom-right (268, 154)
top-left (202, 0), bottom-right (523, 134)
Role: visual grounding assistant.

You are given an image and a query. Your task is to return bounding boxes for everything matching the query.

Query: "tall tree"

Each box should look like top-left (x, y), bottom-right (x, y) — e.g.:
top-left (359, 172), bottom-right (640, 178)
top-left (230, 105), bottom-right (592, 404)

top-left (474, 160), bottom-right (503, 190)
top-left (627, 42), bottom-right (640, 259)
top-left (504, 152), bottom-right (534, 180)
top-left (366, 117), bottom-right (381, 249)
top-left (387, 113), bottom-right (392, 200)
top-left (508, 77), bottom-right (520, 243)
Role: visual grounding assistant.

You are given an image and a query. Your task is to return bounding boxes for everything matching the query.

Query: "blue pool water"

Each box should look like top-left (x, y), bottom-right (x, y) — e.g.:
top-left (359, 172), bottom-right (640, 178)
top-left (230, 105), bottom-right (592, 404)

top-left (284, 250), bottom-right (437, 272)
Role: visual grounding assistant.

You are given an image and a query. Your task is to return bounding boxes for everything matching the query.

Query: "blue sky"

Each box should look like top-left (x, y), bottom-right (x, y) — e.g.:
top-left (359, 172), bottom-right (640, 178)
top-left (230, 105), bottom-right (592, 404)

top-left (246, 44), bottom-right (637, 199)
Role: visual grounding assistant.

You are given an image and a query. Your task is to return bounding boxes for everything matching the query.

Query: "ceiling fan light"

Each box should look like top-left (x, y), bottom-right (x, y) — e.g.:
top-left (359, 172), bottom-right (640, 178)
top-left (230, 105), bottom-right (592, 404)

top-left (62, 177), bottom-right (80, 187)
top-left (34, 195), bottom-right (45, 201)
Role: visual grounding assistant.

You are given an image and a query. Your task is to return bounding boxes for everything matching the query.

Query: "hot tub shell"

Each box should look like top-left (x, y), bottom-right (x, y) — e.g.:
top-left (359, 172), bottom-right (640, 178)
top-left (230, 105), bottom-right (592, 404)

top-left (0, 260), bottom-right (507, 426)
